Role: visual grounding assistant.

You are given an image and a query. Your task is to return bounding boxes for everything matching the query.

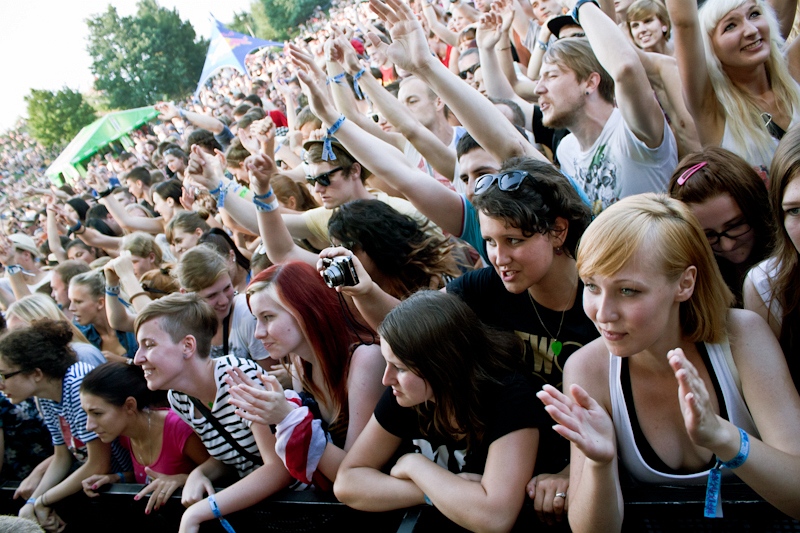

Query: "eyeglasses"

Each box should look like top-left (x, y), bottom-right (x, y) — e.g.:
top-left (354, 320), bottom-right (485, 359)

top-left (0, 369), bottom-right (24, 383)
top-left (474, 170), bottom-right (535, 195)
top-left (459, 63), bottom-right (481, 79)
top-left (306, 167), bottom-right (343, 187)
top-left (705, 220), bottom-right (753, 248)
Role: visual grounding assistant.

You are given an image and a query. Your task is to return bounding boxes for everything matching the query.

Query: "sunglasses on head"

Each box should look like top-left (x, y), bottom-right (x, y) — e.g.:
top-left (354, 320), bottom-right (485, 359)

top-left (306, 166), bottom-right (343, 187)
top-left (459, 63), bottom-right (481, 79)
top-left (473, 170), bottom-right (535, 195)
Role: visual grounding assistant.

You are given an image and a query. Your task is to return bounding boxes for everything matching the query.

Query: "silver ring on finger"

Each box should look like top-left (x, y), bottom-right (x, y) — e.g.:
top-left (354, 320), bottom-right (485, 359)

top-left (554, 492), bottom-right (567, 500)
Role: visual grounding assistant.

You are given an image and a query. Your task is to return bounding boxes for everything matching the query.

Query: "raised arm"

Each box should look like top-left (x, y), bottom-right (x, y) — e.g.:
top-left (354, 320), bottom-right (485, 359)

top-left (477, 9), bottom-right (537, 128)
top-left (421, 2), bottom-right (460, 46)
top-left (290, 49), bottom-right (466, 236)
top-left (99, 193), bottom-right (164, 235)
top-left (310, 41), bottom-right (406, 150)
top-left (665, 0), bottom-right (723, 144)
top-left (46, 205), bottom-right (68, 264)
top-left (328, 36), bottom-right (459, 181)
top-left (574, 0), bottom-right (665, 147)
top-left (244, 154), bottom-right (319, 266)
top-left (183, 146), bottom-right (315, 242)
top-left (156, 102), bottom-right (225, 135)
top-left (768, 0), bottom-right (797, 39)
top-left (368, 0), bottom-right (548, 164)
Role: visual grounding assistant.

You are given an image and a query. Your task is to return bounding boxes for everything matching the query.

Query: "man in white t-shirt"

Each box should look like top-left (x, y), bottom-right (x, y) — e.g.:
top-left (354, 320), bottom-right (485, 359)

top-left (535, 0), bottom-right (677, 214)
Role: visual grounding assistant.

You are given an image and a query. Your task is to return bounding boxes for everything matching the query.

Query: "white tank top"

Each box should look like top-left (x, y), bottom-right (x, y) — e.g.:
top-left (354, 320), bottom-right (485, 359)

top-left (609, 341), bottom-right (759, 485)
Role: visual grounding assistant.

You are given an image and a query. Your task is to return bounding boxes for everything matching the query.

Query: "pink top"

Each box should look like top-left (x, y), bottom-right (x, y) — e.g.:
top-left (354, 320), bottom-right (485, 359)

top-left (120, 410), bottom-right (197, 484)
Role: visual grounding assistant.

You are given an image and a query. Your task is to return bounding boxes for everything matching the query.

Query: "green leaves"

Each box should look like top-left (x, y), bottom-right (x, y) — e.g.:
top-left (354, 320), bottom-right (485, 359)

top-left (24, 88), bottom-right (96, 149)
top-left (85, 0), bottom-right (207, 110)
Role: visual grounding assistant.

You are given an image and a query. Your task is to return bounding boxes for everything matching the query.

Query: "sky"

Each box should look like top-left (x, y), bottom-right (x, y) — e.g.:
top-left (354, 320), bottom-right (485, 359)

top-left (0, 0), bottom-right (253, 133)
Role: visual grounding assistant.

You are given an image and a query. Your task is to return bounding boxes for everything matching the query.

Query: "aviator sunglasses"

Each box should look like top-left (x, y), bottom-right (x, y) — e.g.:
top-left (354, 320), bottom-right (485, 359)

top-left (306, 167), bottom-right (343, 187)
top-left (474, 170), bottom-right (536, 195)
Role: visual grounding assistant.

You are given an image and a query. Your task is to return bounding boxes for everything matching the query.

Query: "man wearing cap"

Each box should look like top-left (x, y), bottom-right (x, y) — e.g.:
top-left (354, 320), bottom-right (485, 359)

top-left (0, 234), bottom-right (52, 307)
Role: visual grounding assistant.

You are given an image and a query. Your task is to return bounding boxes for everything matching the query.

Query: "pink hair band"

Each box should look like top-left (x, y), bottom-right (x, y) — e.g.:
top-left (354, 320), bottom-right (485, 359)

top-left (677, 162), bottom-right (708, 186)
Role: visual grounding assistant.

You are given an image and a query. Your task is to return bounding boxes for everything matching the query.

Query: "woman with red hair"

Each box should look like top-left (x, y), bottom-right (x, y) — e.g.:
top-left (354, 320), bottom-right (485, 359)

top-left (225, 261), bottom-right (385, 488)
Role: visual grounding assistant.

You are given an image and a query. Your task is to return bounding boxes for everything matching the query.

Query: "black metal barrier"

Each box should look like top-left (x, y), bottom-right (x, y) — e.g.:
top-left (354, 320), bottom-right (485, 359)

top-left (1, 481), bottom-right (798, 532)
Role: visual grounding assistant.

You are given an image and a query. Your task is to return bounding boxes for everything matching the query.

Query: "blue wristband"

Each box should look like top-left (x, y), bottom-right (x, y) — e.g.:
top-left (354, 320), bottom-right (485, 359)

top-left (322, 115), bottom-right (346, 161)
top-left (353, 67), bottom-right (367, 100)
top-left (209, 495), bottom-right (236, 533)
top-left (26, 498), bottom-right (36, 506)
top-left (253, 188), bottom-right (274, 201)
top-left (423, 494), bottom-right (433, 506)
top-left (254, 197), bottom-right (280, 212)
top-left (326, 72), bottom-right (346, 85)
top-left (116, 471), bottom-right (126, 483)
top-left (704, 428), bottom-right (750, 518)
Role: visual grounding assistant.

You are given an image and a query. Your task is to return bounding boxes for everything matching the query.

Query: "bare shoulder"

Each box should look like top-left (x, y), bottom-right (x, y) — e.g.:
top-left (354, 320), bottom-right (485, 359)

top-left (564, 337), bottom-right (611, 403)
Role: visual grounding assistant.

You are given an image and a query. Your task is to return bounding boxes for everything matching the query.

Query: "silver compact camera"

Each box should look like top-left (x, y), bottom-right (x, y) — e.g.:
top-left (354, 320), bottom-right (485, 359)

top-left (321, 256), bottom-right (359, 288)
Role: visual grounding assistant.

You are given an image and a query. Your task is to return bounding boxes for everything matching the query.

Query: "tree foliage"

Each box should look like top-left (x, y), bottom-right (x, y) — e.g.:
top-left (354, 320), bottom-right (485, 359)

top-left (257, 0), bottom-right (331, 40)
top-left (24, 88), bottom-right (97, 149)
top-left (86, 0), bottom-right (208, 109)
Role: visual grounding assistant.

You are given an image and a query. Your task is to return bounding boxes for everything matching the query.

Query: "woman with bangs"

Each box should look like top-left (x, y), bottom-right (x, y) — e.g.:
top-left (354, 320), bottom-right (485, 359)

top-left (665, 0), bottom-right (800, 174)
top-left (177, 246), bottom-right (274, 370)
top-left (538, 194), bottom-right (800, 532)
top-left (669, 146), bottom-right (776, 305)
top-left (224, 261), bottom-right (385, 490)
top-left (627, 0), bottom-right (674, 56)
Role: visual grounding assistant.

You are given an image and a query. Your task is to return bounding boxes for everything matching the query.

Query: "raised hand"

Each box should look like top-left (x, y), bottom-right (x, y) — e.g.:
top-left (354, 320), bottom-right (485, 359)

top-left (155, 102), bottom-right (180, 121)
top-left (317, 246), bottom-right (375, 296)
top-left (492, 0), bottom-right (516, 32)
top-left (134, 467), bottom-right (188, 514)
top-left (243, 153), bottom-right (278, 196)
top-left (332, 35), bottom-right (363, 73)
top-left (184, 145), bottom-right (223, 192)
top-left (668, 348), bottom-right (726, 450)
top-left (537, 384), bottom-right (616, 465)
top-left (225, 369), bottom-right (297, 427)
top-left (368, 0), bottom-right (437, 72)
top-left (476, 12), bottom-right (504, 50)
top-left (250, 118), bottom-right (276, 145)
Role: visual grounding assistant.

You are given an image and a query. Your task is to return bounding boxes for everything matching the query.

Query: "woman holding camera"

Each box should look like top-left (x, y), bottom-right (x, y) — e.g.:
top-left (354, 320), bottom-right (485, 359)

top-left (224, 261), bottom-right (385, 488)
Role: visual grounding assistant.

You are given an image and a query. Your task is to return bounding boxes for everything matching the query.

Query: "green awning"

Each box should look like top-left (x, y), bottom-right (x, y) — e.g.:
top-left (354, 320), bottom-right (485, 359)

top-left (45, 106), bottom-right (159, 181)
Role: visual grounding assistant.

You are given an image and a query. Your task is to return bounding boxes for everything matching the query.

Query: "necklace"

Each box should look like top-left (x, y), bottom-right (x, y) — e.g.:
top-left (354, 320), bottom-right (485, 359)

top-left (528, 291), bottom-right (568, 357)
top-left (131, 409), bottom-right (155, 472)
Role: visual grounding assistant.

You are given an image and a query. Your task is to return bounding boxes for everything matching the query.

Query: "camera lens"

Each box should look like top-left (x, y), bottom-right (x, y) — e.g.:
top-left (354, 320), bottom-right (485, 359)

top-left (322, 265), bottom-right (345, 288)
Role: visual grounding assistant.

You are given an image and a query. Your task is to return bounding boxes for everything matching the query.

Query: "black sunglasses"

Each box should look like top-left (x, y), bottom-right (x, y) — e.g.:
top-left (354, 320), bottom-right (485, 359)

top-left (459, 63), bottom-right (481, 79)
top-left (306, 166), bottom-right (343, 187)
top-left (474, 170), bottom-right (535, 195)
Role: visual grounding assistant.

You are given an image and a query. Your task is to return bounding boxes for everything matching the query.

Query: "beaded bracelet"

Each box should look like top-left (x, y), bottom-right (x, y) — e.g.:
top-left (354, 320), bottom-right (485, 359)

top-left (322, 115), bottom-right (346, 161)
top-left (704, 427), bottom-right (750, 518)
top-left (352, 67), bottom-right (367, 100)
top-left (209, 494), bottom-right (236, 533)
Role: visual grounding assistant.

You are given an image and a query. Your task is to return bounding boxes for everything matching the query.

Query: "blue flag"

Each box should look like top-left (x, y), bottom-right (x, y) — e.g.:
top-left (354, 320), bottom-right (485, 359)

top-left (195, 18), bottom-right (283, 95)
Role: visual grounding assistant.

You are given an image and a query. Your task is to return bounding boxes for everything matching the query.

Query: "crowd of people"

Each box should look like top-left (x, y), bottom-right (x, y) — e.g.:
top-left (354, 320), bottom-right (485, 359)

top-left (1, 0), bottom-right (800, 531)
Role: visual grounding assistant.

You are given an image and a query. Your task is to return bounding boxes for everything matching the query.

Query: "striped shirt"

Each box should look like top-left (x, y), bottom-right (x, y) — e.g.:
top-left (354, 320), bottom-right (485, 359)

top-left (38, 362), bottom-right (131, 471)
top-left (168, 355), bottom-right (263, 476)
